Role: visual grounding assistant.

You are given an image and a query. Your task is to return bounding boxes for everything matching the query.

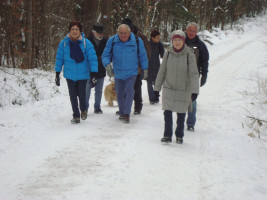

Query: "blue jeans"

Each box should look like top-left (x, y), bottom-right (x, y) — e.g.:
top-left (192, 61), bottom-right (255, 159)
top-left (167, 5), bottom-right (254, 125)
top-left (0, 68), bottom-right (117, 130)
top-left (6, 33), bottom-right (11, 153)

top-left (186, 100), bottom-right (197, 127)
top-left (85, 77), bottom-right (104, 111)
top-left (147, 80), bottom-right (160, 102)
top-left (164, 110), bottom-right (186, 138)
top-left (66, 79), bottom-right (87, 118)
top-left (115, 75), bottom-right (137, 115)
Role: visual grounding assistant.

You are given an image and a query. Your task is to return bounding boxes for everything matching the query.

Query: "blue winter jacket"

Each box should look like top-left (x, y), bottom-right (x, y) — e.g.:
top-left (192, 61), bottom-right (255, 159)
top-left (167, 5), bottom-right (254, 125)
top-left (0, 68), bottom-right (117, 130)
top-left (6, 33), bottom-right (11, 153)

top-left (102, 32), bottom-right (148, 80)
top-left (55, 33), bottom-right (98, 81)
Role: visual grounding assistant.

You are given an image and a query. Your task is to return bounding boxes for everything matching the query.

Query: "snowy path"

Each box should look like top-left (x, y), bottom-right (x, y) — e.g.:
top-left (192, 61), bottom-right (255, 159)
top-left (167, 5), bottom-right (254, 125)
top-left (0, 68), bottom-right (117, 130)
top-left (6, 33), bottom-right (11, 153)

top-left (1, 19), bottom-right (267, 200)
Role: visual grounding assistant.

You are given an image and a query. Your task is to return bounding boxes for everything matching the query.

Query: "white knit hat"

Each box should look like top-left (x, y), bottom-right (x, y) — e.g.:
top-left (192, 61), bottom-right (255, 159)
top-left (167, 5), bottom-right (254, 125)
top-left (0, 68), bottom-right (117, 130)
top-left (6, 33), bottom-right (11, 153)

top-left (171, 30), bottom-right (185, 38)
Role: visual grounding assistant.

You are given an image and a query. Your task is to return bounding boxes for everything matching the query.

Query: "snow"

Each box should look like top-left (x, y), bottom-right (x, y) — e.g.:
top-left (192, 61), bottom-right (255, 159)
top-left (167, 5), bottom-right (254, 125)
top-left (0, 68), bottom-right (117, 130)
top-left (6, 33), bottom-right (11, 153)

top-left (1, 15), bottom-right (267, 200)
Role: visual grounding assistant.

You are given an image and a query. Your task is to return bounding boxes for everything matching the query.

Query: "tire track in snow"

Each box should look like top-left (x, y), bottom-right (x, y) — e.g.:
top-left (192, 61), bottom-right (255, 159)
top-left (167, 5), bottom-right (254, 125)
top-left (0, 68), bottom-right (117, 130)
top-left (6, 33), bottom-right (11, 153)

top-left (195, 29), bottom-right (267, 199)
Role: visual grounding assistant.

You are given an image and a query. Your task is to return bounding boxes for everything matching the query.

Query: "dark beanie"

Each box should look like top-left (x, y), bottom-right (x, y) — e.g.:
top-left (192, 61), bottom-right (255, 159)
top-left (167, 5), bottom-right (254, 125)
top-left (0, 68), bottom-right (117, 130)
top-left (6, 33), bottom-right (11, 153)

top-left (93, 23), bottom-right (104, 33)
top-left (122, 18), bottom-right (134, 31)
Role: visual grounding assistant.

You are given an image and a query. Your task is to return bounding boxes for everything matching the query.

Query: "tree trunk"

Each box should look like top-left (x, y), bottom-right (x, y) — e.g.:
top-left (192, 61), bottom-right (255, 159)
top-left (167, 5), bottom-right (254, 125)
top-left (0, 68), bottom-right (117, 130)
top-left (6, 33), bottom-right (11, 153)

top-left (101, 0), bottom-right (112, 36)
top-left (22, 0), bottom-right (33, 69)
top-left (83, 0), bottom-right (99, 35)
top-left (144, 0), bottom-right (150, 36)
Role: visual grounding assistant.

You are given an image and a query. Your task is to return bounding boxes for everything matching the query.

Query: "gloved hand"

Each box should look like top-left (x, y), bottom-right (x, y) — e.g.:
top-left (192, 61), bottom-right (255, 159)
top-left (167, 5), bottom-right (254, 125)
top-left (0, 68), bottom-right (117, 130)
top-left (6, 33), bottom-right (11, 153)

top-left (143, 70), bottom-right (148, 80)
top-left (90, 74), bottom-right (97, 88)
top-left (105, 64), bottom-right (114, 77)
top-left (200, 74), bottom-right (207, 87)
top-left (55, 72), bottom-right (60, 86)
top-left (191, 93), bottom-right (198, 102)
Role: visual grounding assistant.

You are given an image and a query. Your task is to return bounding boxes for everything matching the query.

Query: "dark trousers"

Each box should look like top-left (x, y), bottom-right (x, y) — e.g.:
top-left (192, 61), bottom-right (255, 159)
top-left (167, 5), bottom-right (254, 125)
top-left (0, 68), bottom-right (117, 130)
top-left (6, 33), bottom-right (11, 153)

top-left (134, 74), bottom-right (143, 112)
top-left (147, 80), bottom-right (160, 102)
top-left (164, 110), bottom-right (186, 138)
top-left (66, 79), bottom-right (87, 118)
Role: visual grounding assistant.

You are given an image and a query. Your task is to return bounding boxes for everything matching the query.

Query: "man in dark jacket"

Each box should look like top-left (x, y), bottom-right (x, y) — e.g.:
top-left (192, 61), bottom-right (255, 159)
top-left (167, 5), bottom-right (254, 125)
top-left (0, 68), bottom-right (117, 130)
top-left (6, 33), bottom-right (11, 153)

top-left (185, 22), bottom-right (209, 132)
top-left (121, 18), bottom-right (151, 114)
top-left (85, 23), bottom-right (107, 114)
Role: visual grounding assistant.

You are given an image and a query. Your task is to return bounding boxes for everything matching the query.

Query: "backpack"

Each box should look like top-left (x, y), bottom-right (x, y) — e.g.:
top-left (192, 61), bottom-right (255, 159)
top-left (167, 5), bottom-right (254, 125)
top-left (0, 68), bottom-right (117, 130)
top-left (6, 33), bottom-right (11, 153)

top-left (136, 31), bottom-right (151, 60)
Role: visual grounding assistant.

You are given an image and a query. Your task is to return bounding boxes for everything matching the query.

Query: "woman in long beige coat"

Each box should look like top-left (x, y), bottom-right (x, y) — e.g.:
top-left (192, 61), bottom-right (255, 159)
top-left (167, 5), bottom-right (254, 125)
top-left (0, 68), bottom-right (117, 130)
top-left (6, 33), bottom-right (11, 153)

top-left (154, 30), bottom-right (199, 144)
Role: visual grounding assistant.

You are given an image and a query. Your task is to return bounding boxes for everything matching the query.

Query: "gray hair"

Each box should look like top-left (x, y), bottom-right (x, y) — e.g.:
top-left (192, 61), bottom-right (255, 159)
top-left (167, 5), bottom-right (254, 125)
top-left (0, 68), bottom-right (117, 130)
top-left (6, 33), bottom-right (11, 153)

top-left (117, 24), bottom-right (131, 32)
top-left (186, 22), bottom-right (198, 30)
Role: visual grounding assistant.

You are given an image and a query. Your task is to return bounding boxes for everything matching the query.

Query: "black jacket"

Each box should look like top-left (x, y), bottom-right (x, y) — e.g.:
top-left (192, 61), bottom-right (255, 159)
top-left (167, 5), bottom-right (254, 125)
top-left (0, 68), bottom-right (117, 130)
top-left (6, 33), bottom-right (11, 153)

top-left (185, 35), bottom-right (209, 76)
top-left (148, 40), bottom-right (164, 83)
top-left (87, 33), bottom-right (108, 78)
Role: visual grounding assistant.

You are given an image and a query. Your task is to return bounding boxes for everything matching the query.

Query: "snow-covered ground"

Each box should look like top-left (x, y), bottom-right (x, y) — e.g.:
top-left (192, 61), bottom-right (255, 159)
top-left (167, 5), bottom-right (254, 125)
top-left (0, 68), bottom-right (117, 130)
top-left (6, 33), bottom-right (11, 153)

top-left (1, 15), bottom-right (267, 200)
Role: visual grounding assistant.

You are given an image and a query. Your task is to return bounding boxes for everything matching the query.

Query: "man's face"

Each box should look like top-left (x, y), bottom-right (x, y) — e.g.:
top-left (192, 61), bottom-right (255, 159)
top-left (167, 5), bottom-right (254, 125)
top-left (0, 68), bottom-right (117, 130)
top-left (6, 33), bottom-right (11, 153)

top-left (95, 31), bottom-right (104, 39)
top-left (152, 35), bottom-right (160, 43)
top-left (186, 25), bottom-right (197, 40)
top-left (118, 27), bottom-right (131, 42)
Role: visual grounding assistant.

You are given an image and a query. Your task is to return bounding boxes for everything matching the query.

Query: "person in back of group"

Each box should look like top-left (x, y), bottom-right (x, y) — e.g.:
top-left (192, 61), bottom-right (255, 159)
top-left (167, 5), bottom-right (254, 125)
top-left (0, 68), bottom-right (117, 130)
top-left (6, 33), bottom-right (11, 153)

top-left (55, 21), bottom-right (98, 124)
top-left (147, 30), bottom-right (164, 104)
top-left (185, 22), bottom-right (209, 132)
top-left (121, 18), bottom-right (151, 114)
top-left (102, 24), bottom-right (148, 123)
top-left (85, 23), bottom-right (107, 114)
top-left (154, 30), bottom-right (199, 144)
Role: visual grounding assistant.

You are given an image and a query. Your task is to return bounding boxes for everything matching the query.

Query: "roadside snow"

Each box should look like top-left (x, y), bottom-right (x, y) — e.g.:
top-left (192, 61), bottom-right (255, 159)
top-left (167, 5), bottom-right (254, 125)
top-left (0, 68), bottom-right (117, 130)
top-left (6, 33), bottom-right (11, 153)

top-left (0, 15), bottom-right (267, 200)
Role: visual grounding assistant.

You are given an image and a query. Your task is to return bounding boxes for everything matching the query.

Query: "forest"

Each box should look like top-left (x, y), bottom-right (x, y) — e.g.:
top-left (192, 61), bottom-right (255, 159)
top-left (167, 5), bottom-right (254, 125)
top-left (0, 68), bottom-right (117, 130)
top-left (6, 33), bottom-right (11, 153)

top-left (0, 0), bottom-right (266, 69)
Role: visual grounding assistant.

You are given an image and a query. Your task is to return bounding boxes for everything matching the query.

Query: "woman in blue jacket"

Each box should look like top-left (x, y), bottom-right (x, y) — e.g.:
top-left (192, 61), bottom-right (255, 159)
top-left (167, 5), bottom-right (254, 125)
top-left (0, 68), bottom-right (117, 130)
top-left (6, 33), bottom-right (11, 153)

top-left (55, 21), bottom-right (98, 124)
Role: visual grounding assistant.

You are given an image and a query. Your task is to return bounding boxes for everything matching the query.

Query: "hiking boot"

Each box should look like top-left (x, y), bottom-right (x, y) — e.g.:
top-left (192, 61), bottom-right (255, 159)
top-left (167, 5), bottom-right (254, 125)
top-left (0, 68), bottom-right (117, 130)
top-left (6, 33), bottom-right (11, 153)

top-left (71, 117), bottom-right (80, 124)
top-left (187, 126), bottom-right (194, 132)
top-left (161, 137), bottom-right (172, 143)
top-left (176, 137), bottom-right (183, 144)
top-left (119, 115), bottom-right (124, 121)
top-left (123, 114), bottom-right (130, 123)
top-left (134, 110), bottom-right (141, 115)
top-left (115, 111), bottom-right (120, 115)
top-left (94, 108), bottom-right (103, 114)
top-left (81, 110), bottom-right (87, 120)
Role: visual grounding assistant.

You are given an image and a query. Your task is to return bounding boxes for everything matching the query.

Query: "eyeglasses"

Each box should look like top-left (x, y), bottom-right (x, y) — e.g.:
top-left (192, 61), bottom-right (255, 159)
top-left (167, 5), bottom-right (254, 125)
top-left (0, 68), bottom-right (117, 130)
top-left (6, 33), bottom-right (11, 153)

top-left (71, 28), bottom-right (80, 31)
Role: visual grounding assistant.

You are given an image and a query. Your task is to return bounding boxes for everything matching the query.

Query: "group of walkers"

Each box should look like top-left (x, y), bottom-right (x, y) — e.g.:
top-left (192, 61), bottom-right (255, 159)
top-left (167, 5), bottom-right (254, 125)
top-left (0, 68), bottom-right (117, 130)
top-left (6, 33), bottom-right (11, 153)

top-left (54, 18), bottom-right (209, 144)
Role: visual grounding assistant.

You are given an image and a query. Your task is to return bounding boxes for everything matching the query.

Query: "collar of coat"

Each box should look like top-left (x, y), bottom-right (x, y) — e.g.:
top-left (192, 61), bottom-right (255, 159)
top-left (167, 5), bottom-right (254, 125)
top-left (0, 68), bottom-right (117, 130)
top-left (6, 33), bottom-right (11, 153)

top-left (168, 45), bottom-right (192, 56)
top-left (113, 32), bottom-right (137, 45)
top-left (65, 33), bottom-right (84, 43)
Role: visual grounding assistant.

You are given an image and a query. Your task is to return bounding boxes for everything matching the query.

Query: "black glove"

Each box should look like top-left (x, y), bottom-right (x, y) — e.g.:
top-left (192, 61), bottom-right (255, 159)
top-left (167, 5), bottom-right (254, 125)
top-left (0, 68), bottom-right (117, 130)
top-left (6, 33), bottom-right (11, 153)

top-left (55, 72), bottom-right (60, 86)
top-left (90, 74), bottom-right (97, 88)
top-left (200, 75), bottom-right (207, 87)
top-left (191, 93), bottom-right (198, 102)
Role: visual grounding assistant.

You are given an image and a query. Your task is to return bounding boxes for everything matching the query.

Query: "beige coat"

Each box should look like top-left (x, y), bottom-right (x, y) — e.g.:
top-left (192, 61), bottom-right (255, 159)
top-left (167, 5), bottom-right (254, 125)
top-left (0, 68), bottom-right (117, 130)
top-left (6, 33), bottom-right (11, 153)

top-left (154, 45), bottom-right (199, 113)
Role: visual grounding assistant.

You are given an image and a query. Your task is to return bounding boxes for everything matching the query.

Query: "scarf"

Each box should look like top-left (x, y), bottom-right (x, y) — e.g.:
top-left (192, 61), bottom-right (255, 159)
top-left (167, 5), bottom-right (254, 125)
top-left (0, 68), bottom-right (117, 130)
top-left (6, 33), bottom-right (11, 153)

top-left (70, 40), bottom-right (85, 63)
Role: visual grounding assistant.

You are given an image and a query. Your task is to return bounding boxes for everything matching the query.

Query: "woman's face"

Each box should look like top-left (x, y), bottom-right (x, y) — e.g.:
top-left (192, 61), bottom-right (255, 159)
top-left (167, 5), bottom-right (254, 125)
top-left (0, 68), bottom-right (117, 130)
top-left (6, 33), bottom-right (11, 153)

top-left (70, 25), bottom-right (81, 40)
top-left (172, 38), bottom-right (184, 50)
